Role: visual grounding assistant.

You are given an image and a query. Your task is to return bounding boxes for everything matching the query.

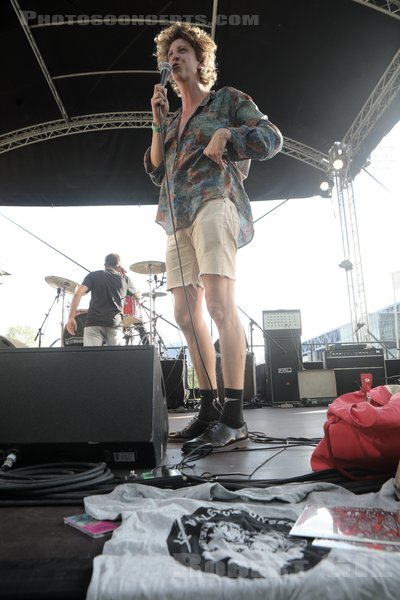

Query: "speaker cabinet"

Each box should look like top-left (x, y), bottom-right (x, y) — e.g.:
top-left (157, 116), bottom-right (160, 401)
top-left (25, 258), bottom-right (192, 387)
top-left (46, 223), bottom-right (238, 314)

top-left (256, 363), bottom-right (267, 400)
top-left (385, 359), bottom-right (400, 384)
top-left (0, 345), bottom-right (168, 468)
top-left (265, 334), bottom-right (302, 405)
top-left (334, 367), bottom-right (386, 396)
top-left (303, 361), bottom-right (324, 370)
top-left (0, 335), bottom-right (28, 348)
top-left (324, 346), bottom-right (386, 396)
top-left (297, 369), bottom-right (337, 400)
top-left (161, 359), bottom-right (187, 409)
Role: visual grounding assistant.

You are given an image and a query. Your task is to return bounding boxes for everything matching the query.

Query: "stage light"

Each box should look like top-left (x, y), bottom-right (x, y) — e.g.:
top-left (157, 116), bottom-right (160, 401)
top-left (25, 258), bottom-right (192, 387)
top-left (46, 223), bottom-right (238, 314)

top-left (329, 141), bottom-right (347, 171)
top-left (338, 259), bottom-right (353, 271)
top-left (319, 174), bottom-right (334, 192)
top-left (320, 187), bottom-right (332, 199)
top-left (333, 157), bottom-right (344, 170)
top-left (319, 172), bottom-right (334, 198)
top-left (320, 180), bottom-right (330, 192)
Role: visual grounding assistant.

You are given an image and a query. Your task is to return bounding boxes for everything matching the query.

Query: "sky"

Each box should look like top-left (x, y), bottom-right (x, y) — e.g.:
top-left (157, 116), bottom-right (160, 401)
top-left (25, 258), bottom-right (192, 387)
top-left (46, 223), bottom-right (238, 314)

top-left (0, 120), bottom-right (399, 364)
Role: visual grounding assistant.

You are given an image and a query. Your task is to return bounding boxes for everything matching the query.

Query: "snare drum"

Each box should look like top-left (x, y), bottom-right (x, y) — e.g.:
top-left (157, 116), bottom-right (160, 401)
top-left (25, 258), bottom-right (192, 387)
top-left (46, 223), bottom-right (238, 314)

top-left (63, 310), bottom-right (87, 346)
top-left (122, 296), bottom-right (142, 327)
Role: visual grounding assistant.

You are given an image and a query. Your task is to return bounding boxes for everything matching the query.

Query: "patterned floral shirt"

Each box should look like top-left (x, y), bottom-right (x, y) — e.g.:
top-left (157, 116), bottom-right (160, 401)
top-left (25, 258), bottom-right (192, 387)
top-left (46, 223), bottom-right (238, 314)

top-left (144, 86), bottom-right (283, 248)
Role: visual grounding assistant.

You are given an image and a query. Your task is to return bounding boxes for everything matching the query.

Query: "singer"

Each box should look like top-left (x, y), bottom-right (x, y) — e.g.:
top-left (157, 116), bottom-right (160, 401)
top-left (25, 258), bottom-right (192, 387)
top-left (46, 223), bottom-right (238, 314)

top-left (66, 253), bottom-right (142, 346)
top-left (144, 22), bottom-right (283, 453)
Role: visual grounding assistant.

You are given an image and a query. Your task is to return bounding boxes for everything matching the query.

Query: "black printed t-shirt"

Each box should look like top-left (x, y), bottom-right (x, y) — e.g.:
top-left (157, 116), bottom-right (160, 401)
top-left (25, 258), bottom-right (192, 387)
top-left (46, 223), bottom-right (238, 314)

top-left (82, 269), bottom-right (137, 328)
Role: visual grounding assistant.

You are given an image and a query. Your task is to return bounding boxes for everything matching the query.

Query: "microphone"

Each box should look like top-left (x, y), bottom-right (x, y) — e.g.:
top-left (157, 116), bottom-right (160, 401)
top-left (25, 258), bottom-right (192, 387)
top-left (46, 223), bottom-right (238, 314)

top-left (56, 287), bottom-right (61, 302)
top-left (159, 62), bottom-right (171, 87)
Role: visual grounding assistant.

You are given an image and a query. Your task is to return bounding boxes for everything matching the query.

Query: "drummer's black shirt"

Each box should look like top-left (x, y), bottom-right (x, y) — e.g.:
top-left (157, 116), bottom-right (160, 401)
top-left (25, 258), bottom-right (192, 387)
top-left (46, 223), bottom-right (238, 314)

top-left (82, 269), bottom-right (137, 328)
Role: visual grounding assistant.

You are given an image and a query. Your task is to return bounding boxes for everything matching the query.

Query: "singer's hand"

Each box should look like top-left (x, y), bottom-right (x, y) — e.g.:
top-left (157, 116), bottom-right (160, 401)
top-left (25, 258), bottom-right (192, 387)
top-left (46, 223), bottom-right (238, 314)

top-left (116, 265), bottom-right (127, 276)
top-left (203, 128), bottom-right (232, 169)
top-left (151, 84), bottom-right (169, 124)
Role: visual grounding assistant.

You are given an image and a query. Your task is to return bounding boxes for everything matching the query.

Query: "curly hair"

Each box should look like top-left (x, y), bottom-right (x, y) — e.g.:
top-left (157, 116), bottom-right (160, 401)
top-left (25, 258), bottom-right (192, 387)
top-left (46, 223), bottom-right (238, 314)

top-left (154, 22), bottom-right (217, 95)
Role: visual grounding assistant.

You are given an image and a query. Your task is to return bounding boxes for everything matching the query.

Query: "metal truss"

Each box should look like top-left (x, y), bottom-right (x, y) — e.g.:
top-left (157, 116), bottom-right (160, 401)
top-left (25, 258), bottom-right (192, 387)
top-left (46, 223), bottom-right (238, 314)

top-left (6, 0), bottom-right (399, 347)
top-left (336, 48), bottom-right (400, 341)
top-left (0, 114), bottom-right (331, 167)
top-left (0, 113), bottom-right (154, 153)
top-left (10, 0), bottom-right (219, 126)
top-left (334, 166), bottom-right (371, 343)
top-left (280, 138), bottom-right (328, 172)
top-left (10, 0), bottom-right (70, 121)
top-left (351, 0), bottom-right (400, 19)
top-left (344, 49), bottom-right (400, 159)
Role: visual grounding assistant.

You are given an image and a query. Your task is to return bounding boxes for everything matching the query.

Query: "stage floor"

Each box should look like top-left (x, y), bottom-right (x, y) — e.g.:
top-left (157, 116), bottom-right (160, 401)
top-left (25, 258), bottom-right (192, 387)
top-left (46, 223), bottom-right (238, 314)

top-left (0, 406), bottom-right (329, 600)
top-left (164, 404), bottom-right (327, 481)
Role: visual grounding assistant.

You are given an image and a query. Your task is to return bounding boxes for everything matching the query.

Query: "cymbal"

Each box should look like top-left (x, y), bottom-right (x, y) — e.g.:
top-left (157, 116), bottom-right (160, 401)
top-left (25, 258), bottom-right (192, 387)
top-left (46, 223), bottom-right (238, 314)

top-left (130, 260), bottom-right (166, 275)
top-left (45, 276), bottom-right (79, 295)
top-left (142, 291), bottom-right (168, 298)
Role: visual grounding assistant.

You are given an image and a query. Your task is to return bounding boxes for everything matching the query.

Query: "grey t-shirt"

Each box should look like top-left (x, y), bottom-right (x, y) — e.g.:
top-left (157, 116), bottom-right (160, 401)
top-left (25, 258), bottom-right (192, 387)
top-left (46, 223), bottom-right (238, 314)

top-left (85, 479), bottom-right (399, 599)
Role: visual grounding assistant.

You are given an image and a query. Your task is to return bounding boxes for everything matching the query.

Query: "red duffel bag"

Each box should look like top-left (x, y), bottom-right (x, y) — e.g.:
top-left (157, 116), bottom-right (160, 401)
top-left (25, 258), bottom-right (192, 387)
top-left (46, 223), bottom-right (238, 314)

top-left (311, 374), bottom-right (400, 477)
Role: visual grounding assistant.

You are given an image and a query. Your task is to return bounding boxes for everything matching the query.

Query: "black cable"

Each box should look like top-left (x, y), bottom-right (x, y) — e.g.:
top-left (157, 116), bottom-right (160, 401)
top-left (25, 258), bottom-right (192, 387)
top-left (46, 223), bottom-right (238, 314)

top-left (174, 432), bottom-right (322, 470)
top-left (0, 462), bottom-right (119, 506)
top-left (182, 468), bottom-right (390, 495)
top-left (248, 447), bottom-right (288, 479)
top-left (248, 432), bottom-right (321, 445)
top-left (156, 103), bottom-right (220, 405)
top-left (361, 166), bottom-right (393, 195)
top-left (253, 198), bottom-right (290, 224)
top-left (0, 450), bottom-right (19, 471)
top-left (0, 212), bottom-right (90, 273)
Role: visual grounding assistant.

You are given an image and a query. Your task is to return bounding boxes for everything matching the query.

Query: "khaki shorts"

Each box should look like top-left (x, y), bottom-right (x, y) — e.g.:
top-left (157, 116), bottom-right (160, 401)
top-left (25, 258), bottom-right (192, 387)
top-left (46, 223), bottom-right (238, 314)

top-left (166, 198), bottom-right (240, 290)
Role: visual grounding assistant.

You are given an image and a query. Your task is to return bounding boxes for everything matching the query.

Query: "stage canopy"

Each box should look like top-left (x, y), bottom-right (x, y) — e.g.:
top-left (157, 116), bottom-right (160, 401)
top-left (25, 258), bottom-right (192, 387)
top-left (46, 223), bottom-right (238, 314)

top-left (0, 0), bottom-right (399, 206)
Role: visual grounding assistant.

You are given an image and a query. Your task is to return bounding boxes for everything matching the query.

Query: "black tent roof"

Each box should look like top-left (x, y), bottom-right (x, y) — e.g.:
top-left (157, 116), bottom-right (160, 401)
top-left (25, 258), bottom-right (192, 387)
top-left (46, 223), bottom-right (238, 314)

top-left (0, 0), bottom-right (399, 206)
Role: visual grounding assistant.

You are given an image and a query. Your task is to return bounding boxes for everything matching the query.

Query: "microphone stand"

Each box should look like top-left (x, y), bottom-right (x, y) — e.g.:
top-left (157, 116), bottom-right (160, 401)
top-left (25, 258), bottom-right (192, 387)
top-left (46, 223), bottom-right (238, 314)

top-left (237, 305), bottom-right (288, 354)
top-left (35, 290), bottom-right (60, 347)
top-left (356, 322), bottom-right (396, 361)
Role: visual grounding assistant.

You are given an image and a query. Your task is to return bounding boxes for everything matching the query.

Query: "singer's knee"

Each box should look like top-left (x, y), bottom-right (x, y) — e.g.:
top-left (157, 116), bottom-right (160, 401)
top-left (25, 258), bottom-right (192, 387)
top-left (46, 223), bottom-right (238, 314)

top-left (174, 308), bottom-right (192, 332)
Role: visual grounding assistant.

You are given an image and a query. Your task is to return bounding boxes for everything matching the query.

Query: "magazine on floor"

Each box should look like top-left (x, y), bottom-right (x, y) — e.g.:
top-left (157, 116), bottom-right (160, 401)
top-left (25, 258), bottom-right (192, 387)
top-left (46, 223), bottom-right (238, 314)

top-left (290, 505), bottom-right (400, 546)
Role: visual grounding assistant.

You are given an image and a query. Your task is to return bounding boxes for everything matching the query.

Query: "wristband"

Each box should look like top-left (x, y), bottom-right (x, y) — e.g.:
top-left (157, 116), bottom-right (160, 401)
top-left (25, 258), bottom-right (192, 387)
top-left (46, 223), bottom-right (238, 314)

top-left (151, 122), bottom-right (161, 133)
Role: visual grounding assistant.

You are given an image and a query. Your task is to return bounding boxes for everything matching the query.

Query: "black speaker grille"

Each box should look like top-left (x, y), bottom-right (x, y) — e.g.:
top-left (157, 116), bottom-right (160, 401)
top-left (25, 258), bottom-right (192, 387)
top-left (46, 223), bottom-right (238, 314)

top-left (0, 346), bottom-right (168, 467)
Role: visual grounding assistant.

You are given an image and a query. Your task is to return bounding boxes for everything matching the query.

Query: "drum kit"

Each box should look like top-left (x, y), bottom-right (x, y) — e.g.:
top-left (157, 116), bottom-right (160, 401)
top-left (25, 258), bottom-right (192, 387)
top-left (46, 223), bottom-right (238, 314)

top-left (41, 275), bottom-right (79, 347)
top-left (127, 260), bottom-right (168, 349)
top-left (40, 261), bottom-right (169, 350)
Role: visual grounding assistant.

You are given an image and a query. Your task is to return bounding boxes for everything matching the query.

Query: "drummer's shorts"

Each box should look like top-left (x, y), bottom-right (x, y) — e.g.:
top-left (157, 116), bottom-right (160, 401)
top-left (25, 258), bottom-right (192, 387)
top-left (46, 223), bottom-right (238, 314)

top-left (165, 197), bottom-right (240, 290)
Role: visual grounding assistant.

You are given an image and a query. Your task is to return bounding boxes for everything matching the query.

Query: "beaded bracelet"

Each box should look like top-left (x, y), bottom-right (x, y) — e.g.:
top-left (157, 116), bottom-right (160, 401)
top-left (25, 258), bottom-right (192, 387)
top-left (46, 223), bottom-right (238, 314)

top-left (151, 122), bottom-right (161, 133)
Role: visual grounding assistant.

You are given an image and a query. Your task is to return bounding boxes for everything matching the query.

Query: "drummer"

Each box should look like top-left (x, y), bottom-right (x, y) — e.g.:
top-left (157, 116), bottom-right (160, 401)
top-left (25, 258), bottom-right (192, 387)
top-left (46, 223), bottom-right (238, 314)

top-left (66, 253), bottom-right (141, 346)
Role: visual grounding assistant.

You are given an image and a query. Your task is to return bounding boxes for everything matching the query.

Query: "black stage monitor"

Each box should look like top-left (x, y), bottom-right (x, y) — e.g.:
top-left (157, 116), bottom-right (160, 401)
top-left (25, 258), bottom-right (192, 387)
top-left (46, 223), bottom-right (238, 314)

top-left (0, 345), bottom-right (168, 468)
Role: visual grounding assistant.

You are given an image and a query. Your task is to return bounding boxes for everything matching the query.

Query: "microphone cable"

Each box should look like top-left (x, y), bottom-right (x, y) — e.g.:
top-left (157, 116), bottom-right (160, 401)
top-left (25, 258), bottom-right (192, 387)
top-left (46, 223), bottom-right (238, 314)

top-left (0, 211), bottom-right (90, 273)
top-left (0, 462), bottom-right (120, 506)
top-left (155, 81), bottom-right (221, 407)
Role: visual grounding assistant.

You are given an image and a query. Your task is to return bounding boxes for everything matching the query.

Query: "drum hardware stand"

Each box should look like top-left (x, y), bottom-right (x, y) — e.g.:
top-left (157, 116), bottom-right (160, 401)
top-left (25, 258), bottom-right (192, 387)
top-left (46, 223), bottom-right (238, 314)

top-left (152, 314), bottom-right (168, 356)
top-left (44, 276), bottom-right (79, 347)
top-left (123, 326), bottom-right (141, 346)
top-left (129, 261), bottom-right (167, 349)
top-left (139, 302), bottom-right (166, 354)
top-left (34, 289), bottom-right (60, 347)
top-left (59, 287), bottom-right (67, 343)
top-left (146, 271), bottom-right (159, 346)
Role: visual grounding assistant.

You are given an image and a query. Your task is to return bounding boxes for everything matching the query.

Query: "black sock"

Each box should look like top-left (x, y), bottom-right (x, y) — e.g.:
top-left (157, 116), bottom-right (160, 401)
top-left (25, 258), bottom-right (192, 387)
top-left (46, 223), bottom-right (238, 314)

top-left (197, 389), bottom-right (220, 422)
top-left (220, 388), bottom-right (244, 428)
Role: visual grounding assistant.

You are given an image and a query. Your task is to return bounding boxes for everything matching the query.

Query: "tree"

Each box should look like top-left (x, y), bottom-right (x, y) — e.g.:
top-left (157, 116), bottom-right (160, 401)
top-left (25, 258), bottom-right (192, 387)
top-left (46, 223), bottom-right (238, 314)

top-left (6, 325), bottom-right (37, 347)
